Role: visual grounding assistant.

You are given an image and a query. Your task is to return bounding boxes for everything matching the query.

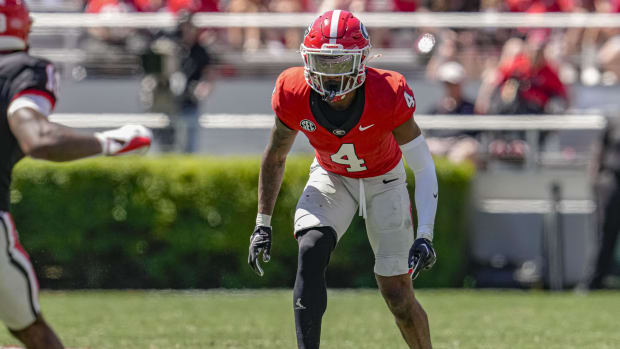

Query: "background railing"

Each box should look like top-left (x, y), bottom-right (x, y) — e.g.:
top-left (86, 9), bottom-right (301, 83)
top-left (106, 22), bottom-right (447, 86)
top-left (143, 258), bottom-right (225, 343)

top-left (50, 113), bottom-right (607, 130)
top-left (31, 12), bottom-right (620, 29)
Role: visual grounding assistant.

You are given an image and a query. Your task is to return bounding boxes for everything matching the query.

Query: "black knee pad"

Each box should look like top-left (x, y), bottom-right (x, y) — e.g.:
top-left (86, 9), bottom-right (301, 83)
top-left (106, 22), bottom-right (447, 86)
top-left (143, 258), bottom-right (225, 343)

top-left (296, 227), bottom-right (337, 271)
top-left (297, 227), bottom-right (337, 252)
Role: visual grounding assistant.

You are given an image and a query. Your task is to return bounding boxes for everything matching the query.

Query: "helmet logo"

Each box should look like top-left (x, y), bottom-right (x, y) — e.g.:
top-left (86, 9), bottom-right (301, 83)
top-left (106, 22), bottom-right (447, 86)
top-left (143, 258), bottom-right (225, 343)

top-left (300, 119), bottom-right (317, 132)
top-left (360, 23), bottom-right (369, 40)
top-left (304, 23), bottom-right (312, 37)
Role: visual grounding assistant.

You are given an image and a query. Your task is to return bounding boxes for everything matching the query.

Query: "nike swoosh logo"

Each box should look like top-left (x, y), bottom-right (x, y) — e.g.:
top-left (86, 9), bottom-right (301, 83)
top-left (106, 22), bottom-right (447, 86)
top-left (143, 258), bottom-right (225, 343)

top-left (433, 193), bottom-right (438, 198)
top-left (382, 178), bottom-right (398, 184)
top-left (358, 124), bottom-right (375, 131)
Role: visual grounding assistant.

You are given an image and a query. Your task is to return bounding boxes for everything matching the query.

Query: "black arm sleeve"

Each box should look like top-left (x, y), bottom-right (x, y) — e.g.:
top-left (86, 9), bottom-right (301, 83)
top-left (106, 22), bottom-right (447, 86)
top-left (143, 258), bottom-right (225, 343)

top-left (9, 59), bottom-right (57, 104)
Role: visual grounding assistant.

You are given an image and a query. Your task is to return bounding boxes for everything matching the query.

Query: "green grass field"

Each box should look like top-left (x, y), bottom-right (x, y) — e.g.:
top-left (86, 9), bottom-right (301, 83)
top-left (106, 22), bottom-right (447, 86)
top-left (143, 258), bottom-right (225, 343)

top-left (1, 289), bottom-right (619, 349)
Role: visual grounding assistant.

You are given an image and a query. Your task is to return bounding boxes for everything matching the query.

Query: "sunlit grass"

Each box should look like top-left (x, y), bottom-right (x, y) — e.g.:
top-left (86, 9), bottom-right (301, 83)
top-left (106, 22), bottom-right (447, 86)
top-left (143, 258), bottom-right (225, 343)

top-left (1, 289), bottom-right (619, 349)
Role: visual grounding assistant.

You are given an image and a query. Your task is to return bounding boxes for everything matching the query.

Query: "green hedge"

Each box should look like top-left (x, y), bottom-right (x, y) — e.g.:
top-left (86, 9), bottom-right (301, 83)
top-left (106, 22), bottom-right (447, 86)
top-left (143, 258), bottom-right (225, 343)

top-left (10, 156), bottom-right (474, 289)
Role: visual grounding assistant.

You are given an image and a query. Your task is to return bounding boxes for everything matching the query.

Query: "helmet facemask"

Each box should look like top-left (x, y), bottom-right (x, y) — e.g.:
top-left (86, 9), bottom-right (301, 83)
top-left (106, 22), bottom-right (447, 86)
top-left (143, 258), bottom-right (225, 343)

top-left (301, 44), bottom-right (370, 102)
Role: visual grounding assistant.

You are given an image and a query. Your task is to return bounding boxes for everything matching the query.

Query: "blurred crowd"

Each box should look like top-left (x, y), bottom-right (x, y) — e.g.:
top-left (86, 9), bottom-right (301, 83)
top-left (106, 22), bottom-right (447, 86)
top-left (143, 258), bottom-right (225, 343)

top-left (68, 0), bottom-right (620, 90)
top-left (45, 0), bottom-right (620, 58)
top-left (29, 0), bottom-right (620, 161)
top-left (66, 0), bottom-right (620, 89)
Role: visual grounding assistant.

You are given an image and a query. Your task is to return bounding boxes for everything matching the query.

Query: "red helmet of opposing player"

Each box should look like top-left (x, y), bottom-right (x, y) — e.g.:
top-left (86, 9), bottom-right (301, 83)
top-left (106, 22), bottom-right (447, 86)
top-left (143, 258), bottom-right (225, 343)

top-left (300, 10), bottom-right (371, 101)
top-left (0, 0), bottom-right (31, 51)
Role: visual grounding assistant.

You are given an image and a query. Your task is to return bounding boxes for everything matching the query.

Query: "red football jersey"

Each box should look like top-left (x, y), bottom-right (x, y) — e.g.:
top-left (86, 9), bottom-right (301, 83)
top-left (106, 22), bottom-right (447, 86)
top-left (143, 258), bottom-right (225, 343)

top-left (272, 67), bottom-right (416, 178)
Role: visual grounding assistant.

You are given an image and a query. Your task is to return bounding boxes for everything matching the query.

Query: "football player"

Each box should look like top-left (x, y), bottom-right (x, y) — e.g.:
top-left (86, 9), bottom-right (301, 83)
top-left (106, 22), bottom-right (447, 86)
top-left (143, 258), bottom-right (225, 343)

top-left (0, 1), bottom-right (152, 348)
top-left (248, 10), bottom-right (437, 349)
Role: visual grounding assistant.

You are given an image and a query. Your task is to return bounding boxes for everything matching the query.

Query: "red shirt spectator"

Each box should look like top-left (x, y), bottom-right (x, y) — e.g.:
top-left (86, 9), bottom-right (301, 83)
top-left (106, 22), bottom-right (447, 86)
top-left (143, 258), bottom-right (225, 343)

top-left (168, 0), bottom-right (219, 13)
top-left (132, 0), bottom-right (165, 12)
top-left (86, 0), bottom-right (124, 13)
top-left (496, 53), bottom-right (567, 109)
top-left (506, 0), bottom-right (574, 12)
top-left (392, 0), bottom-right (417, 12)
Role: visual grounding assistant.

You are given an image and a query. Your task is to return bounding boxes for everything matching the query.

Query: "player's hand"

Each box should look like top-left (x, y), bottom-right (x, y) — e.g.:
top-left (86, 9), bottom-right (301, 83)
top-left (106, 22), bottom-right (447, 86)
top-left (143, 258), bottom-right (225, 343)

top-left (95, 125), bottom-right (152, 156)
top-left (408, 238), bottom-right (437, 281)
top-left (248, 226), bottom-right (272, 276)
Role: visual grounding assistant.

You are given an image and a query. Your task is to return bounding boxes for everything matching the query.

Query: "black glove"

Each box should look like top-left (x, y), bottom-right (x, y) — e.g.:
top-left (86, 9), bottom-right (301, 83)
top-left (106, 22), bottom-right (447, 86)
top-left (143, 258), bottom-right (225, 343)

top-left (248, 226), bottom-right (272, 276)
top-left (408, 238), bottom-right (437, 281)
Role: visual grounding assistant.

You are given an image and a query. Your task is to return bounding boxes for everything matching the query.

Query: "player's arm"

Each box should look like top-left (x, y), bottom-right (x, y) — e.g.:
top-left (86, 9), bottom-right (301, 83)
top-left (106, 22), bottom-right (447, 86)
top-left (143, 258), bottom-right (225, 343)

top-left (8, 106), bottom-right (151, 161)
top-left (258, 118), bottom-right (298, 216)
top-left (393, 117), bottom-right (438, 280)
top-left (249, 117), bottom-right (298, 276)
top-left (9, 106), bottom-right (102, 161)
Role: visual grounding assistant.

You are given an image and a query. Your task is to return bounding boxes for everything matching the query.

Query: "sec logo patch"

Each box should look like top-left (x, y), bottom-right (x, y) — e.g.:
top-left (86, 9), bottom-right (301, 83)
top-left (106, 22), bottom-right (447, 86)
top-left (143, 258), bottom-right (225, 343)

top-left (300, 119), bottom-right (316, 132)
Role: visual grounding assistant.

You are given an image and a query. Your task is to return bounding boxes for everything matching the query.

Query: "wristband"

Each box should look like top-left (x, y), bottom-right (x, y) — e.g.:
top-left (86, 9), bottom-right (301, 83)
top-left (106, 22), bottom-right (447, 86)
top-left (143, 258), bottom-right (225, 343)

top-left (256, 213), bottom-right (272, 227)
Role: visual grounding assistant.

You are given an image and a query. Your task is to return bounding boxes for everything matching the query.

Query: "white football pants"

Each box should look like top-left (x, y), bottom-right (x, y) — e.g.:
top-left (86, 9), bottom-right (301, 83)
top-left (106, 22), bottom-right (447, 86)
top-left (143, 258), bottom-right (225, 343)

top-left (0, 212), bottom-right (40, 330)
top-left (294, 159), bottom-right (415, 277)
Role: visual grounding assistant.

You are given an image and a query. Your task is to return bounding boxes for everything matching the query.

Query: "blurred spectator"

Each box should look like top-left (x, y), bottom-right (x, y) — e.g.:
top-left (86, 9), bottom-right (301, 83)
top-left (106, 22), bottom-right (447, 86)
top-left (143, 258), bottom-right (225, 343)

top-left (581, 115), bottom-right (620, 290)
top-left (426, 61), bottom-right (480, 165)
top-left (171, 11), bottom-right (215, 152)
top-left (83, 0), bottom-right (150, 76)
top-left (132, 0), bottom-right (165, 11)
top-left (426, 29), bottom-right (485, 81)
top-left (429, 61), bottom-right (475, 115)
top-left (563, 0), bottom-right (620, 85)
top-left (168, 0), bottom-right (219, 13)
top-left (85, 0), bottom-right (133, 13)
top-left (227, 0), bottom-right (264, 51)
top-left (481, 0), bottom-right (503, 11)
top-left (475, 33), bottom-right (568, 115)
top-left (598, 36), bottom-right (620, 82)
top-left (505, 0), bottom-right (575, 12)
top-left (85, 0), bottom-right (136, 44)
top-left (429, 0), bottom-right (479, 11)
top-left (318, 0), bottom-right (367, 12)
top-left (475, 33), bottom-right (569, 160)
top-left (265, 0), bottom-right (308, 51)
top-left (594, 0), bottom-right (620, 83)
top-left (392, 0), bottom-right (417, 11)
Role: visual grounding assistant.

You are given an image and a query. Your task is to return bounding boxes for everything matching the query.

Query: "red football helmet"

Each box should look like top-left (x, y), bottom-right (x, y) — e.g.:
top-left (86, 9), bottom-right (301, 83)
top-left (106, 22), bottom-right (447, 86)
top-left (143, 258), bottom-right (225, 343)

top-left (300, 10), bottom-right (371, 101)
top-left (0, 0), bottom-right (31, 51)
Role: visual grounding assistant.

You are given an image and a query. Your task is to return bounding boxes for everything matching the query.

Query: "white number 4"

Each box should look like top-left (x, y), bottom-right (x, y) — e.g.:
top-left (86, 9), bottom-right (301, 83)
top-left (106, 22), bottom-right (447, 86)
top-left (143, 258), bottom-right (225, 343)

top-left (404, 91), bottom-right (415, 109)
top-left (331, 144), bottom-right (367, 172)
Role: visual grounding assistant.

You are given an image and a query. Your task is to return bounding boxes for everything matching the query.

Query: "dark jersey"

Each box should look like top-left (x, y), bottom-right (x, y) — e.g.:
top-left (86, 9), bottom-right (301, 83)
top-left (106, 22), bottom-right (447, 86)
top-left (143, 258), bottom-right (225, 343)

top-left (0, 52), bottom-right (57, 211)
top-left (179, 43), bottom-right (211, 109)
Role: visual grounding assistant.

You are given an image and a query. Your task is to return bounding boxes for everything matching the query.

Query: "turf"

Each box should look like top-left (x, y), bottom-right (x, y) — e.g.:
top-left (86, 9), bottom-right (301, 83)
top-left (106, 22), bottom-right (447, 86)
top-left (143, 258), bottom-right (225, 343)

top-left (1, 289), bottom-right (619, 349)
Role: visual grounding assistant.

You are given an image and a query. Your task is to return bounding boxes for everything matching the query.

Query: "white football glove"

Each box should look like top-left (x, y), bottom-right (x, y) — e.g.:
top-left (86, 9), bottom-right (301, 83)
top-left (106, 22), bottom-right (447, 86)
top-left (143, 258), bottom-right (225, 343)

top-left (95, 125), bottom-right (152, 156)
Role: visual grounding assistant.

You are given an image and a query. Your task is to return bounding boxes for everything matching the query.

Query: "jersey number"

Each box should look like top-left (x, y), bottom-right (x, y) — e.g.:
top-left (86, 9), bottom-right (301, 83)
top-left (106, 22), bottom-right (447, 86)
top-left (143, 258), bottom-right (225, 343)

top-left (330, 144), bottom-right (367, 172)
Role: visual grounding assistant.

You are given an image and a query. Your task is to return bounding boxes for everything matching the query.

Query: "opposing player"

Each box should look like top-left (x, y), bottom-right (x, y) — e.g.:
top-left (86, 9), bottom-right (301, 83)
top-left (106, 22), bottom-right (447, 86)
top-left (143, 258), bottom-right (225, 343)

top-left (248, 10), bottom-right (437, 349)
top-left (0, 1), bottom-right (152, 348)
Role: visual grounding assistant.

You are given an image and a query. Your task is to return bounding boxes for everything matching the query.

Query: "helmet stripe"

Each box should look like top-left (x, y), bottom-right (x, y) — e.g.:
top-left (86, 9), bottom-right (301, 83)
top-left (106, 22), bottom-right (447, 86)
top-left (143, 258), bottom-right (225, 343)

top-left (329, 10), bottom-right (341, 44)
